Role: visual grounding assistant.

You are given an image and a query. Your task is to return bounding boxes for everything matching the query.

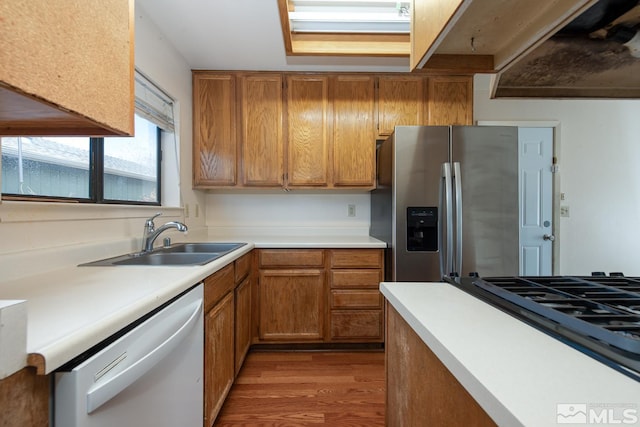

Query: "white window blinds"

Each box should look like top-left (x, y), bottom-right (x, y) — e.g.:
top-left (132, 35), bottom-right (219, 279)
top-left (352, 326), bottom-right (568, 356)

top-left (134, 70), bottom-right (175, 132)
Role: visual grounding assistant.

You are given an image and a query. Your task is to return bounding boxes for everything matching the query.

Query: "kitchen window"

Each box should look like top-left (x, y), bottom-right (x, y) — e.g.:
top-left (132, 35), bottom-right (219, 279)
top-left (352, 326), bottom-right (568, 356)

top-left (0, 70), bottom-right (176, 206)
top-left (1, 115), bottom-right (161, 205)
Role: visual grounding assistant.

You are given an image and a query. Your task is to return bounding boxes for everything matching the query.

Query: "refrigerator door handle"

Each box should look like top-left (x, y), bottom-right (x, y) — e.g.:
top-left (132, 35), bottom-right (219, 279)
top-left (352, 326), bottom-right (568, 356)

top-left (440, 162), bottom-right (453, 279)
top-left (453, 162), bottom-right (463, 277)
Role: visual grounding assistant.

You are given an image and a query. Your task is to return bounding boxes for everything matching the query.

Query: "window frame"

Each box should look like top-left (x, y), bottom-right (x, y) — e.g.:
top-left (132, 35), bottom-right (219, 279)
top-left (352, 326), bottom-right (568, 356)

top-left (1, 125), bottom-right (162, 206)
top-left (97, 126), bottom-right (163, 206)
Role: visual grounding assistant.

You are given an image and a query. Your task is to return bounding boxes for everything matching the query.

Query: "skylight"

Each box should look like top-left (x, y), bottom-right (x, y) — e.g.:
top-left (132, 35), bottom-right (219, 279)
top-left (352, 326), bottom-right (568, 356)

top-left (288, 0), bottom-right (410, 34)
top-left (278, 0), bottom-right (411, 56)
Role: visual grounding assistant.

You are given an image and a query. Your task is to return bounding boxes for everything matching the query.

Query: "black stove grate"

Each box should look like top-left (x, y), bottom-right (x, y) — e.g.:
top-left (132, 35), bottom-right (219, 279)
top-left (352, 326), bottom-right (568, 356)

top-left (466, 276), bottom-right (640, 380)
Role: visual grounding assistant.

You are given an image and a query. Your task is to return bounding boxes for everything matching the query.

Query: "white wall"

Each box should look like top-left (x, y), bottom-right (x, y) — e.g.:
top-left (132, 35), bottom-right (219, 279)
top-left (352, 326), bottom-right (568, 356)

top-left (0, 3), bottom-right (202, 262)
top-left (135, 2), bottom-right (206, 231)
top-left (206, 191), bottom-right (371, 237)
top-left (474, 74), bottom-right (640, 275)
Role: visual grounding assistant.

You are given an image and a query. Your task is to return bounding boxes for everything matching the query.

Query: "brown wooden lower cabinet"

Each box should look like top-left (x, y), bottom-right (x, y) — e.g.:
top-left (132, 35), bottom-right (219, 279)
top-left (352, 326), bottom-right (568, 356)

top-left (255, 248), bottom-right (385, 344)
top-left (204, 251), bottom-right (253, 426)
top-left (329, 249), bottom-right (384, 342)
top-left (0, 367), bottom-right (49, 427)
top-left (204, 291), bottom-right (235, 426)
top-left (234, 276), bottom-right (252, 375)
top-left (258, 268), bottom-right (325, 341)
top-left (386, 303), bottom-right (496, 427)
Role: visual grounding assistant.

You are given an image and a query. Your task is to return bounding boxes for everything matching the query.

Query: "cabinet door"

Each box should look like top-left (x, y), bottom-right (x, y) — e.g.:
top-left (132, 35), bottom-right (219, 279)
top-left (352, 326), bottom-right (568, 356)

top-left (427, 76), bottom-right (473, 125)
top-left (193, 73), bottom-right (237, 187)
top-left (331, 75), bottom-right (376, 188)
top-left (286, 75), bottom-right (330, 187)
top-left (259, 249), bottom-right (325, 268)
top-left (240, 74), bottom-right (284, 187)
top-left (377, 76), bottom-right (427, 137)
top-left (204, 292), bottom-right (235, 426)
top-left (258, 269), bottom-right (325, 341)
top-left (234, 277), bottom-right (252, 375)
top-left (0, 0), bottom-right (134, 136)
top-left (329, 249), bottom-right (383, 269)
top-left (330, 310), bottom-right (384, 340)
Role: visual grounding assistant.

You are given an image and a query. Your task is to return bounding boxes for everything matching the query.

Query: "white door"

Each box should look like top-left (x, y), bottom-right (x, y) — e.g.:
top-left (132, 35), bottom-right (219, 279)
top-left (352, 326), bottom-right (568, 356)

top-left (519, 127), bottom-right (554, 275)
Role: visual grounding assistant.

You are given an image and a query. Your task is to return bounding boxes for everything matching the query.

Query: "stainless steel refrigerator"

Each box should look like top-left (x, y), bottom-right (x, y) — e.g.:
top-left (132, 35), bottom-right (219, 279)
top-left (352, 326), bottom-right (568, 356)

top-left (370, 125), bottom-right (519, 282)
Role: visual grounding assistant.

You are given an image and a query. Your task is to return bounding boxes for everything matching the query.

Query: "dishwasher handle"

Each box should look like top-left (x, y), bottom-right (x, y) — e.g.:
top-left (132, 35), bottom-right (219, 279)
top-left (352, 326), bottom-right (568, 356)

top-left (85, 297), bottom-right (203, 414)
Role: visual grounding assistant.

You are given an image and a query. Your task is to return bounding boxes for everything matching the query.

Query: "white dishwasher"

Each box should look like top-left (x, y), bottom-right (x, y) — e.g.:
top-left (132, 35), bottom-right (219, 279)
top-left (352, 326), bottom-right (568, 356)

top-left (54, 284), bottom-right (204, 427)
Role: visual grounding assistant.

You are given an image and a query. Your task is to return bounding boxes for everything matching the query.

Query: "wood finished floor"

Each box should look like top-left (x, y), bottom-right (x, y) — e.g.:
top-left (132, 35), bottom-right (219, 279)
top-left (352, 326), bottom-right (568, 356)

top-left (214, 351), bottom-right (385, 427)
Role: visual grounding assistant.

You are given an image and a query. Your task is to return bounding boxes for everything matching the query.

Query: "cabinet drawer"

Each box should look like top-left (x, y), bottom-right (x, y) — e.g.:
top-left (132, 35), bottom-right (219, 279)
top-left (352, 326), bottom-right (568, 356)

top-left (259, 249), bottom-right (324, 268)
top-left (329, 249), bottom-right (382, 268)
top-left (330, 269), bottom-right (381, 289)
top-left (330, 311), bottom-right (383, 340)
top-left (234, 252), bottom-right (251, 283)
top-left (331, 290), bottom-right (382, 309)
top-left (204, 264), bottom-right (235, 312)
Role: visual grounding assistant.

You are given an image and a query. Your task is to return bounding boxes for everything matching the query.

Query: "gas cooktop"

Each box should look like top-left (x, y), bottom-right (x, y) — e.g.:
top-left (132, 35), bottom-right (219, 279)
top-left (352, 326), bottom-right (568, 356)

top-left (452, 274), bottom-right (640, 381)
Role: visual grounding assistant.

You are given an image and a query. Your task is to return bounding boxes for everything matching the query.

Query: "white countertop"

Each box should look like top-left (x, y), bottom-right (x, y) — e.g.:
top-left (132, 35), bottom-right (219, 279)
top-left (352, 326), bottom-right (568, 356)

top-left (0, 235), bottom-right (385, 375)
top-left (241, 234), bottom-right (385, 248)
top-left (380, 282), bottom-right (640, 427)
top-left (0, 245), bottom-right (253, 374)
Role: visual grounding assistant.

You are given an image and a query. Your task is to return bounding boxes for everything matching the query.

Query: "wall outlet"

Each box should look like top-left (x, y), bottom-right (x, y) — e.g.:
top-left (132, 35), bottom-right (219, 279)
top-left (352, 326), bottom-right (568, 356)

top-left (348, 204), bottom-right (356, 217)
top-left (195, 204), bottom-right (200, 218)
top-left (184, 204), bottom-right (190, 218)
top-left (560, 206), bottom-right (570, 217)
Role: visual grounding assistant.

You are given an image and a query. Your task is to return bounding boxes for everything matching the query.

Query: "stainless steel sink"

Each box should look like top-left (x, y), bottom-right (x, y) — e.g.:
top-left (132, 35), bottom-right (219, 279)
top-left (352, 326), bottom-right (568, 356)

top-left (79, 242), bottom-right (247, 266)
top-left (161, 242), bottom-right (246, 254)
top-left (112, 252), bottom-right (224, 266)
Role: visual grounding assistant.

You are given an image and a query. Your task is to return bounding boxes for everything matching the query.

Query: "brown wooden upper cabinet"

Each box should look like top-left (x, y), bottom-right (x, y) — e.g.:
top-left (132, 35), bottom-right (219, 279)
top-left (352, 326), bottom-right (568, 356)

top-left (286, 75), bottom-right (330, 188)
top-left (377, 76), bottom-right (428, 137)
top-left (193, 72), bottom-right (286, 188)
top-left (192, 72), bottom-right (473, 190)
top-left (331, 75), bottom-right (376, 188)
top-left (287, 74), bottom-right (376, 189)
top-left (193, 73), bottom-right (237, 186)
top-left (0, 0), bottom-right (135, 136)
top-left (427, 76), bottom-right (473, 126)
top-left (239, 74), bottom-right (284, 187)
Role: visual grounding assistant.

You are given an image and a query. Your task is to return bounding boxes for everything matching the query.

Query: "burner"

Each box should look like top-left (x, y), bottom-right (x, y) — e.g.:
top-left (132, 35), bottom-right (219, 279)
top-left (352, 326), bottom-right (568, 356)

top-left (454, 275), bottom-right (640, 381)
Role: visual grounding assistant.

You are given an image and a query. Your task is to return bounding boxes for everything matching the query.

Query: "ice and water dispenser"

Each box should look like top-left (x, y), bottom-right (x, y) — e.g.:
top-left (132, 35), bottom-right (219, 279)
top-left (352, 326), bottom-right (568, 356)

top-left (406, 207), bottom-right (438, 251)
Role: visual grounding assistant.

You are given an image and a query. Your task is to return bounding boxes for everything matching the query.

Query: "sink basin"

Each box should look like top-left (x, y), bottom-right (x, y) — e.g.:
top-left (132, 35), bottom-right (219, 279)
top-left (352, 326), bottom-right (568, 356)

top-left (161, 242), bottom-right (246, 254)
top-left (79, 242), bottom-right (247, 266)
top-left (112, 252), bottom-right (223, 266)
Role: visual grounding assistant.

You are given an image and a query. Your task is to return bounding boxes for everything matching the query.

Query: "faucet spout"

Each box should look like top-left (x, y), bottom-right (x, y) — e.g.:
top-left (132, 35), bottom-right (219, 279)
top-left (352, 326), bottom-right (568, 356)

top-left (141, 214), bottom-right (188, 253)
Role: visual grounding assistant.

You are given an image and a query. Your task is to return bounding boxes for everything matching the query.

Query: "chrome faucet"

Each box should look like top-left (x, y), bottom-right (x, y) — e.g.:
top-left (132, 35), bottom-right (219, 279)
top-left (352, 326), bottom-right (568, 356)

top-left (141, 213), bottom-right (188, 253)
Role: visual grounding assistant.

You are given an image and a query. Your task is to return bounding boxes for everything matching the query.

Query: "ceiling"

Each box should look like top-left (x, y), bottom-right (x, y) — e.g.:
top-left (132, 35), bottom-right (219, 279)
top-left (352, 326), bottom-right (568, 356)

top-left (135, 0), bottom-right (409, 72)
top-left (137, 0), bottom-right (640, 98)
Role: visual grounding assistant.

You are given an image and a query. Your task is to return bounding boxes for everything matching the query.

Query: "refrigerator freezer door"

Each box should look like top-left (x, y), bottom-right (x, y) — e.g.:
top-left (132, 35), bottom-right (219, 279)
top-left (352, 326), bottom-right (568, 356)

top-left (451, 126), bottom-right (519, 277)
top-left (391, 126), bottom-right (450, 281)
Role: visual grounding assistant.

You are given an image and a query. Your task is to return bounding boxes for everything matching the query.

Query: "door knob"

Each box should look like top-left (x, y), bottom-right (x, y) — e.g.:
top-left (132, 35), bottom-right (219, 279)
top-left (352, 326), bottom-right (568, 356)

top-left (543, 234), bottom-right (555, 241)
